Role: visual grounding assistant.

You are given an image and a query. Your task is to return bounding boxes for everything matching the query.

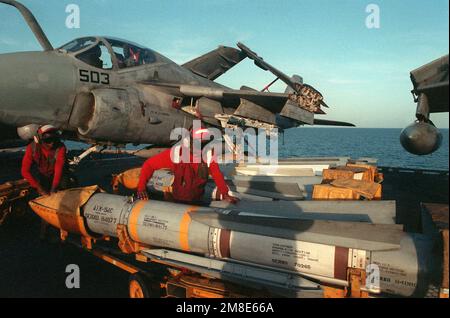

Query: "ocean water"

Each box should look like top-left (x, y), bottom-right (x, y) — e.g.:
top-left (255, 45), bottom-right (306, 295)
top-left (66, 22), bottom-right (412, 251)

top-left (279, 128), bottom-right (449, 171)
top-left (66, 128), bottom-right (449, 171)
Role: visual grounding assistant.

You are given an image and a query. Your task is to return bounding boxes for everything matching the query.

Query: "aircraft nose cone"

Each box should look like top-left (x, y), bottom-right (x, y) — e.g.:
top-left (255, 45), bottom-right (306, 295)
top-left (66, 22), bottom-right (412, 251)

top-left (400, 121), bottom-right (443, 155)
top-left (0, 51), bottom-right (75, 127)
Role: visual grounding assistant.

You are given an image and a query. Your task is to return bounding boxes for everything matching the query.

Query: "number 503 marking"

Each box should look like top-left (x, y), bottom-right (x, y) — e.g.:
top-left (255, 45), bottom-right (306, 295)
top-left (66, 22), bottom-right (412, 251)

top-left (79, 69), bottom-right (110, 85)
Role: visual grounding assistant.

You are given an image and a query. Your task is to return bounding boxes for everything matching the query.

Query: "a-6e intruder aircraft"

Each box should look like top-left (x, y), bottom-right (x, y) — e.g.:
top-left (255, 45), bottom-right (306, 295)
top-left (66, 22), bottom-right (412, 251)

top-left (0, 0), bottom-right (353, 155)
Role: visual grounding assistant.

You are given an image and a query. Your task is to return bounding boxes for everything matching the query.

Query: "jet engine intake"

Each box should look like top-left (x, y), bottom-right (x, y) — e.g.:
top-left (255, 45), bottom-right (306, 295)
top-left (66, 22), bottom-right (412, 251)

top-left (70, 88), bottom-right (141, 143)
top-left (69, 88), bottom-right (185, 145)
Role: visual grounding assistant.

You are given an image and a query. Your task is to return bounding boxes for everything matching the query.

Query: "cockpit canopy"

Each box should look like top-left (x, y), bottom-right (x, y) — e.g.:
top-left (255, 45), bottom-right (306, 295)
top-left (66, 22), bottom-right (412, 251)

top-left (59, 37), bottom-right (158, 70)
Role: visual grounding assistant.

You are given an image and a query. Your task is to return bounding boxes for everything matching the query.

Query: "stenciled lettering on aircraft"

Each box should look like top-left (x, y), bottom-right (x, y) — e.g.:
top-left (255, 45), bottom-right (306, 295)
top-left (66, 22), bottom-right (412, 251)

top-left (79, 69), bottom-right (110, 85)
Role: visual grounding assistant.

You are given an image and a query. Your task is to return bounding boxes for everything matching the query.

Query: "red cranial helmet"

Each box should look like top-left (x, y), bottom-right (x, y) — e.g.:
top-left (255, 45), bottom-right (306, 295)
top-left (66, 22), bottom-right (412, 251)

top-left (35, 125), bottom-right (59, 144)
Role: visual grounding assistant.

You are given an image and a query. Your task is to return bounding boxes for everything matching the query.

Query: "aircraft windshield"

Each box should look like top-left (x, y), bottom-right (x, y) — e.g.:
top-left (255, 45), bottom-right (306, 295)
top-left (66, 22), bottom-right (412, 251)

top-left (106, 38), bottom-right (156, 69)
top-left (76, 42), bottom-right (113, 70)
top-left (59, 37), bottom-right (98, 53)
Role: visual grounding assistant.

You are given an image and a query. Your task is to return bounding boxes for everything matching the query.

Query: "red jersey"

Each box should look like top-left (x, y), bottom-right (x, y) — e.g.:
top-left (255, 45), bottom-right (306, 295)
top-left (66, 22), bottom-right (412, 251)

top-left (137, 148), bottom-right (229, 199)
top-left (21, 142), bottom-right (66, 190)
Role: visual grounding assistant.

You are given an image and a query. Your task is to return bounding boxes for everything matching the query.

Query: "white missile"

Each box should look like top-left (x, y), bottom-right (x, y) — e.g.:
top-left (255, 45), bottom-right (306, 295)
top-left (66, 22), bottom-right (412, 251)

top-left (29, 188), bottom-right (440, 297)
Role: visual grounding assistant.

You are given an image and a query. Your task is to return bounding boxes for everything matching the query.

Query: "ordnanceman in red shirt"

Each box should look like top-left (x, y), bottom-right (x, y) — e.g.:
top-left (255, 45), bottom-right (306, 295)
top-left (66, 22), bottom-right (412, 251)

top-left (21, 125), bottom-right (67, 196)
top-left (137, 127), bottom-right (239, 204)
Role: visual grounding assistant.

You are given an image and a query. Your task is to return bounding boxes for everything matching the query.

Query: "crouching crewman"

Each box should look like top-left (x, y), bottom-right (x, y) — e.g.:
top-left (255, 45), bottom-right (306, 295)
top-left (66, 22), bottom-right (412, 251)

top-left (21, 125), bottom-right (68, 196)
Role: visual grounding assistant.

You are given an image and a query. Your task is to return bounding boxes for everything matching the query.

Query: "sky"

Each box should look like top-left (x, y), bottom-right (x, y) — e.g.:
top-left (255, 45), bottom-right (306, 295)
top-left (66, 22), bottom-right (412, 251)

top-left (0, 0), bottom-right (448, 128)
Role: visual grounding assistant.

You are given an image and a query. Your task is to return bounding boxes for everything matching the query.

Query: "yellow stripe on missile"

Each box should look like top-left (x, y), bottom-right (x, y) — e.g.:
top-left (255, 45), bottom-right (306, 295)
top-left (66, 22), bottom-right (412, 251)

top-left (129, 200), bottom-right (146, 242)
top-left (179, 206), bottom-right (198, 252)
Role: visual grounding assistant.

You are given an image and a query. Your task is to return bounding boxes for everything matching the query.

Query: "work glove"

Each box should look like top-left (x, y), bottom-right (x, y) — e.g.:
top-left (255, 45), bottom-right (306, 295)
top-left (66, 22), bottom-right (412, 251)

top-left (36, 185), bottom-right (49, 197)
top-left (223, 193), bottom-right (240, 204)
top-left (136, 190), bottom-right (149, 201)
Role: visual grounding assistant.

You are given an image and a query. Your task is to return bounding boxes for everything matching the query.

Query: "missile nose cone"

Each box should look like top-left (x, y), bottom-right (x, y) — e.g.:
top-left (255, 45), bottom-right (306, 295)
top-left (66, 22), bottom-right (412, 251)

top-left (400, 122), bottom-right (443, 155)
top-left (28, 186), bottom-right (100, 236)
top-left (28, 195), bottom-right (59, 228)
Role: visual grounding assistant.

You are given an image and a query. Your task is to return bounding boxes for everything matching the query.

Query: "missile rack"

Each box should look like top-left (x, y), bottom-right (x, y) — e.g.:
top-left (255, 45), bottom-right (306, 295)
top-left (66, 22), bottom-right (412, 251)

top-left (63, 237), bottom-right (373, 298)
top-left (61, 224), bottom-right (447, 299)
top-left (421, 203), bottom-right (449, 298)
top-left (65, 236), bottom-right (273, 298)
top-left (0, 179), bottom-right (30, 225)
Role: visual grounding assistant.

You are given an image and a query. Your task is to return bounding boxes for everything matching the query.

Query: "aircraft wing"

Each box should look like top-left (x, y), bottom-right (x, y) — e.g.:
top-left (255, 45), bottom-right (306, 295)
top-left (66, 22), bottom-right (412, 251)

top-left (146, 81), bottom-right (289, 110)
top-left (149, 42), bottom-right (355, 129)
top-left (410, 54), bottom-right (449, 113)
top-left (141, 81), bottom-right (353, 129)
top-left (313, 119), bottom-right (355, 127)
top-left (237, 42), bottom-right (329, 108)
top-left (182, 46), bottom-right (247, 81)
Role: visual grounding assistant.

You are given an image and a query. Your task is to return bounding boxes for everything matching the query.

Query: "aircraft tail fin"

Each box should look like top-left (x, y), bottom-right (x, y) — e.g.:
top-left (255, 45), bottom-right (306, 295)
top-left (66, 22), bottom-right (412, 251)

top-left (182, 46), bottom-right (246, 81)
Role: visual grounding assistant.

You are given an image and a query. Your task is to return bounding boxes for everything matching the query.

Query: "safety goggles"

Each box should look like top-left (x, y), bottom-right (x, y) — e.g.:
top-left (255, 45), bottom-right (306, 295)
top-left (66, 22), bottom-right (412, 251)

top-left (42, 136), bottom-right (58, 144)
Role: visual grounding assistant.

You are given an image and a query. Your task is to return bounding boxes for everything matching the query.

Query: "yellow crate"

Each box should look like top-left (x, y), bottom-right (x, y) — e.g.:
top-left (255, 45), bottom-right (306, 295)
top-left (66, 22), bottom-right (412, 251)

top-left (346, 164), bottom-right (378, 183)
top-left (312, 184), bottom-right (360, 200)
